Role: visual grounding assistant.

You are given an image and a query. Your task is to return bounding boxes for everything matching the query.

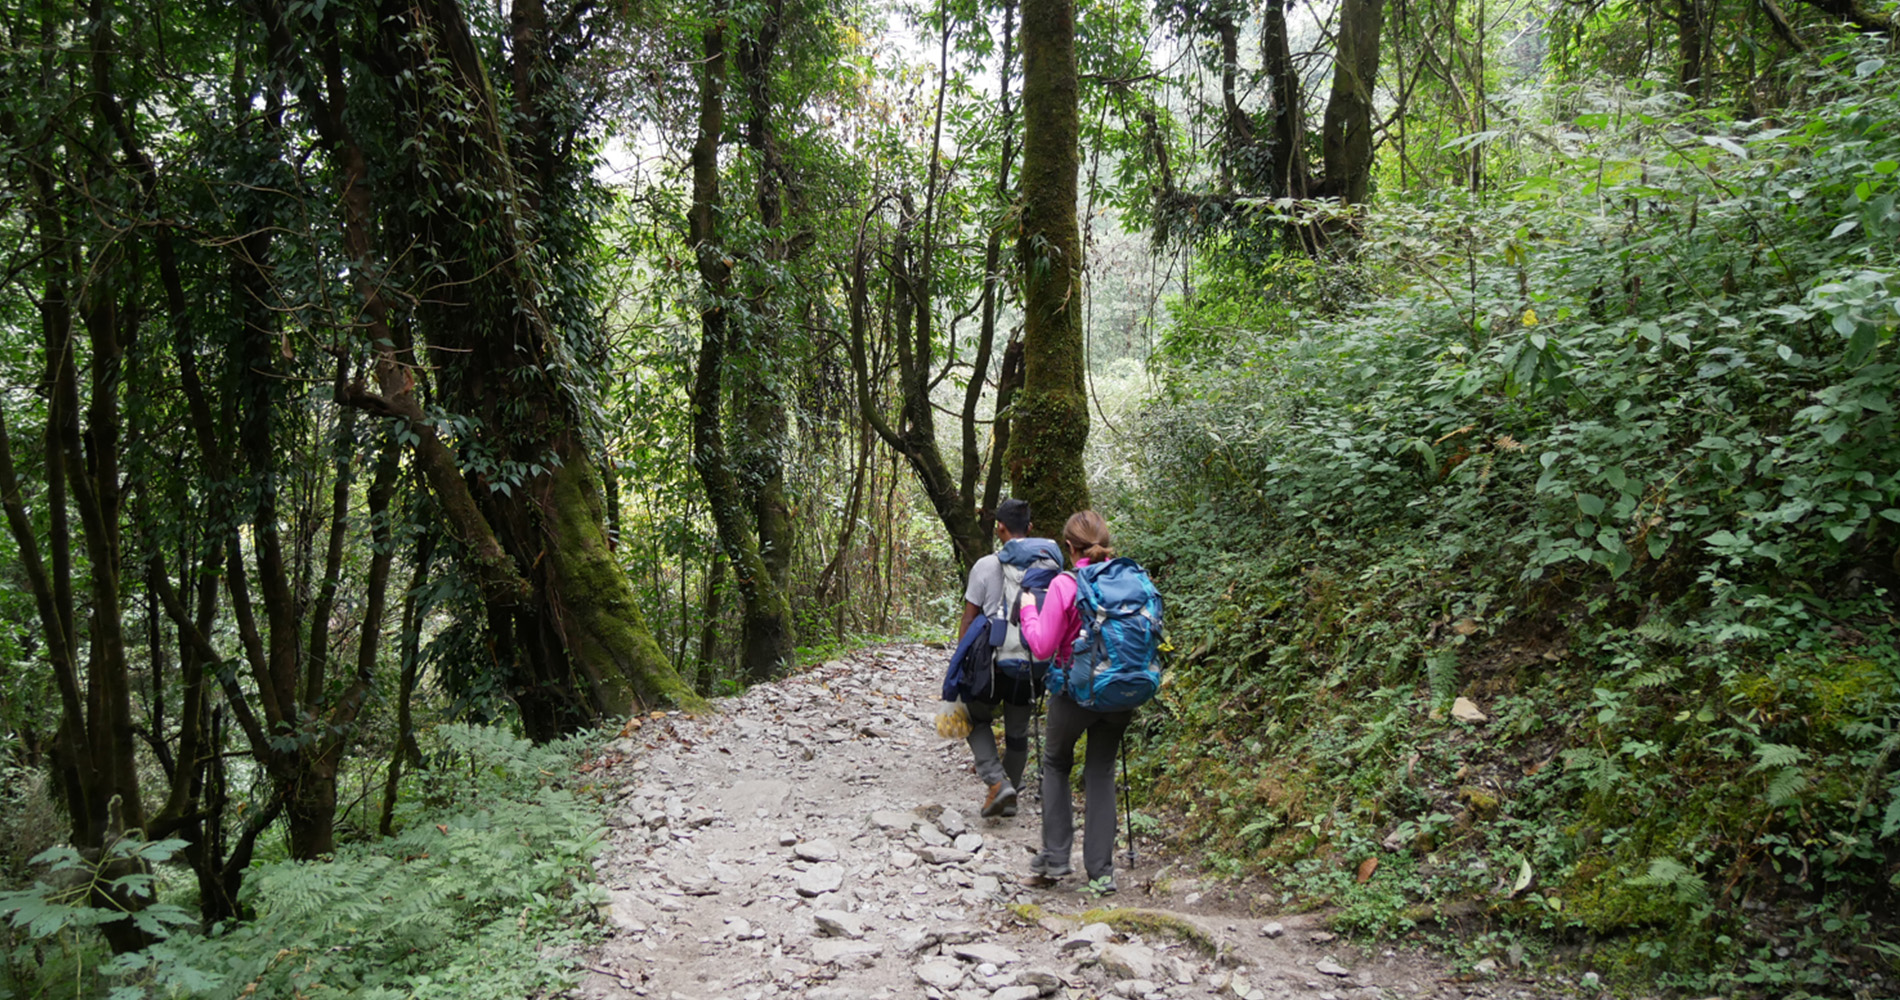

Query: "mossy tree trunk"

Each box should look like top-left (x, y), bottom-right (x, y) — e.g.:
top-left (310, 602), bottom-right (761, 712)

top-left (256, 0), bottom-right (704, 741)
top-left (1007, 0), bottom-right (1091, 531)
top-left (735, 0), bottom-right (799, 674)
top-left (1318, 0), bottom-right (1386, 205)
top-left (689, 5), bottom-right (798, 683)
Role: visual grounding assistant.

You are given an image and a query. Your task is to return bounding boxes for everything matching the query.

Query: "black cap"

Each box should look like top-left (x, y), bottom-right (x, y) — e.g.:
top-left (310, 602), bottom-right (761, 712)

top-left (996, 498), bottom-right (1031, 536)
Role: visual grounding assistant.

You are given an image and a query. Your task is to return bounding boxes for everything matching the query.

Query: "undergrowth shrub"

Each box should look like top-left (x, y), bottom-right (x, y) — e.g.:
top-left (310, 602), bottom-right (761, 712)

top-left (1, 724), bottom-right (606, 999)
top-left (1125, 42), bottom-right (1899, 998)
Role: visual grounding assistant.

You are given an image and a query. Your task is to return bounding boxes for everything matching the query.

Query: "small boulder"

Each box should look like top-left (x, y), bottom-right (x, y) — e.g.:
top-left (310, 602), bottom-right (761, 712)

top-left (794, 839), bottom-right (841, 863)
top-left (871, 810), bottom-right (916, 833)
top-left (813, 909), bottom-right (865, 939)
top-left (913, 960), bottom-right (966, 990)
top-left (952, 942), bottom-right (1021, 966)
top-left (938, 809), bottom-right (969, 836)
top-left (795, 863), bottom-right (845, 897)
top-left (1451, 697), bottom-right (1488, 723)
top-left (1097, 943), bottom-right (1158, 982)
top-left (812, 939), bottom-right (882, 969)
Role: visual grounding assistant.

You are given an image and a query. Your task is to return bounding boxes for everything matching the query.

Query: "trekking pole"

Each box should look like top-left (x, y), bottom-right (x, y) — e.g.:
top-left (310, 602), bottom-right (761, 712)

top-left (1121, 738), bottom-right (1136, 866)
top-left (1032, 687), bottom-right (1044, 814)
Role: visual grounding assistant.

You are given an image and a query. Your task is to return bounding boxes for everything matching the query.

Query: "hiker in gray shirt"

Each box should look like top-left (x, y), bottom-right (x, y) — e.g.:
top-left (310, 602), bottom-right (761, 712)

top-left (955, 497), bottom-right (1052, 818)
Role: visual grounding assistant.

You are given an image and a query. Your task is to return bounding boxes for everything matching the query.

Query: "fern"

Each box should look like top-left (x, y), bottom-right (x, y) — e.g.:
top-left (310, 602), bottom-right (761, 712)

top-left (1750, 742), bottom-right (1809, 772)
top-left (1628, 663), bottom-right (1683, 690)
top-left (107, 724), bottom-right (605, 999)
top-left (1425, 647), bottom-right (1459, 706)
top-left (1561, 746), bottom-right (1631, 795)
top-left (1763, 767), bottom-right (1809, 808)
top-left (1628, 856), bottom-right (1709, 905)
top-left (1633, 619), bottom-right (1695, 647)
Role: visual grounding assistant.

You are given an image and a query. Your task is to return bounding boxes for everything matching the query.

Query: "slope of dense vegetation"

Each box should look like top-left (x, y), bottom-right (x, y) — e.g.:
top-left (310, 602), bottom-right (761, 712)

top-left (1119, 46), bottom-right (1900, 996)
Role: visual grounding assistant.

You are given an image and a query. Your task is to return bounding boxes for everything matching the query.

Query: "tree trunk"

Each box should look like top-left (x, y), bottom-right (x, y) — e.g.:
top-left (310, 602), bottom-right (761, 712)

top-left (688, 6), bottom-right (797, 682)
top-left (1319, 0), bottom-right (1386, 205)
top-left (255, 0), bottom-right (705, 733)
top-left (736, 0), bottom-right (798, 668)
top-left (1260, 0), bottom-right (1310, 198)
top-left (381, 528), bottom-right (436, 837)
top-left (847, 229), bottom-right (990, 574)
top-left (1008, 0), bottom-right (1091, 531)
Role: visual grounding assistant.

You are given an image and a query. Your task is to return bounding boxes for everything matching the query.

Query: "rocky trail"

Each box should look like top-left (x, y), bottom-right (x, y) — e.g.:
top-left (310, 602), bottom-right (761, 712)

top-left (570, 645), bottom-right (1584, 1000)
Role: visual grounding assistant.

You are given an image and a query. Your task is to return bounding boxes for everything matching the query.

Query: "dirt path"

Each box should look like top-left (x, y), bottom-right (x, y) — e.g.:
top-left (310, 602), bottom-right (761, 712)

top-left (571, 644), bottom-right (1580, 1000)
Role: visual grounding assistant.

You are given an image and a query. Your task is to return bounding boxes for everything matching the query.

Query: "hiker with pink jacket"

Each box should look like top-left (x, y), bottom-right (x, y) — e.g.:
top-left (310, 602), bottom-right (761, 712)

top-left (1016, 510), bottom-right (1132, 893)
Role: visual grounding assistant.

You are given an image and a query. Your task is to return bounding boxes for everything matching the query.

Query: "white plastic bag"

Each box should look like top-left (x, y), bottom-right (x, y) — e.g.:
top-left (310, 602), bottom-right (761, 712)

top-left (933, 699), bottom-right (971, 738)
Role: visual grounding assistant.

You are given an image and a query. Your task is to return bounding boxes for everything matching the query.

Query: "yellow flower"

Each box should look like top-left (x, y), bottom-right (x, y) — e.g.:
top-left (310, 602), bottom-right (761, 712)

top-left (1522, 308), bottom-right (1538, 326)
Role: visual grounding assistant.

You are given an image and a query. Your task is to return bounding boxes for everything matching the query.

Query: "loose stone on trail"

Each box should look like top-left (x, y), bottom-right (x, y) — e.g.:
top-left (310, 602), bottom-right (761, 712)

top-left (952, 942), bottom-right (1022, 965)
top-left (913, 959), bottom-right (966, 989)
top-left (794, 838), bottom-right (841, 862)
top-left (870, 810), bottom-right (916, 832)
top-left (570, 645), bottom-right (1511, 1000)
top-left (812, 939), bottom-right (883, 968)
top-left (813, 909), bottom-right (866, 939)
top-left (1451, 696), bottom-right (1489, 723)
top-left (795, 862), bottom-right (845, 897)
top-left (1097, 943), bottom-right (1160, 982)
top-left (917, 846), bottom-right (974, 865)
top-left (939, 809), bottom-right (969, 835)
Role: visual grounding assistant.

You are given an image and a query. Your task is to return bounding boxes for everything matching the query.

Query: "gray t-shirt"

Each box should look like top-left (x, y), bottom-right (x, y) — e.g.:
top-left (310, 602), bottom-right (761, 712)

top-left (963, 554), bottom-right (1003, 615)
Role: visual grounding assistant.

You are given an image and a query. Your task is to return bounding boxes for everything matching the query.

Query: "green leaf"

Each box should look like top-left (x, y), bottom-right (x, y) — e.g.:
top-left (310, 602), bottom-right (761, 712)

top-left (1765, 767), bottom-right (1808, 807)
top-left (1751, 743), bottom-right (1808, 771)
top-left (1577, 493), bottom-right (1605, 517)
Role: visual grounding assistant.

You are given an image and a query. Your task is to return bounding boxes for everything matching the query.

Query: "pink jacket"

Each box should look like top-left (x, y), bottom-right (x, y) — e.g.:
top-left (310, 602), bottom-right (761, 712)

top-left (1018, 558), bottom-right (1092, 665)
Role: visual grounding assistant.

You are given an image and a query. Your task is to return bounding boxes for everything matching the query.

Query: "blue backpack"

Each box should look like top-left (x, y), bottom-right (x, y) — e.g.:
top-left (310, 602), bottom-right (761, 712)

top-left (1052, 558), bottom-right (1165, 711)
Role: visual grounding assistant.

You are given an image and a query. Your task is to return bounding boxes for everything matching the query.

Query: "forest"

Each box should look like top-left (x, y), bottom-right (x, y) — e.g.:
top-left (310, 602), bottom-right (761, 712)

top-left (0, 0), bottom-right (1894, 993)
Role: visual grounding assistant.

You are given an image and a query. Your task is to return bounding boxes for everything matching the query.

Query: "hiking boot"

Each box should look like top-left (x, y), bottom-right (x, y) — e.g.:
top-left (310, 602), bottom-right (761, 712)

top-left (981, 781), bottom-right (1018, 819)
top-left (1029, 854), bottom-right (1072, 879)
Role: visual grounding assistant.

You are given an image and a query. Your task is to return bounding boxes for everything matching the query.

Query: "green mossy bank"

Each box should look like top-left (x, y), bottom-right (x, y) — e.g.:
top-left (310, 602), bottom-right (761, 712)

top-left (1117, 49), bottom-right (1900, 998)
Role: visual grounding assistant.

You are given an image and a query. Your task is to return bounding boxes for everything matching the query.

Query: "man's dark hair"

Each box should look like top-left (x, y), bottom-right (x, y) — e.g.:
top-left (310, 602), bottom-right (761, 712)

top-left (996, 498), bottom-right (1032, 537)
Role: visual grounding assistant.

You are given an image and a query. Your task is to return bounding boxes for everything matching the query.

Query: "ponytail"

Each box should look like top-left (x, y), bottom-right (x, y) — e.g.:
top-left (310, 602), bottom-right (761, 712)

top-left (1062, 510), bottom-right (1116, 564)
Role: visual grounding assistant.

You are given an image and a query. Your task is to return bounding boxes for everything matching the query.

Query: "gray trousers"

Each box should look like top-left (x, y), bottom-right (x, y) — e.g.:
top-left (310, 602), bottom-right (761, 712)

top-left (965, 696), bottom-right (1033, 790)
top-left (1037, 692), bottom-right (1133, 881)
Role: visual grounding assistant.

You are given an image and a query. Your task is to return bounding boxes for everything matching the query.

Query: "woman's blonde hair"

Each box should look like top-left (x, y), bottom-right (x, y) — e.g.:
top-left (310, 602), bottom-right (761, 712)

top-left (1062, 510), bottom-right (1116, 564)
